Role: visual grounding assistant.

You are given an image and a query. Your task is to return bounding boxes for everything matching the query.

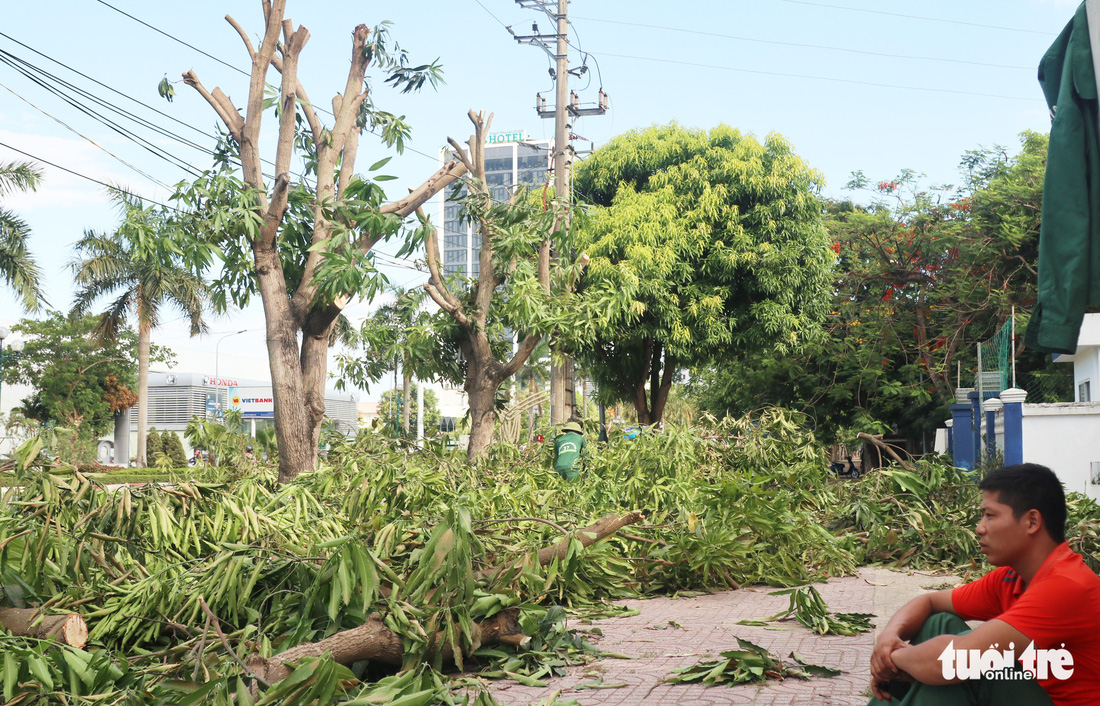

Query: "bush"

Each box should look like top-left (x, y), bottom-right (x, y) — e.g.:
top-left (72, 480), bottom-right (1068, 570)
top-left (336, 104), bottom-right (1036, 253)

top-left (161, 432), bottom-right (188, 468)
top-left (145, 428), bottom-right (162, 459)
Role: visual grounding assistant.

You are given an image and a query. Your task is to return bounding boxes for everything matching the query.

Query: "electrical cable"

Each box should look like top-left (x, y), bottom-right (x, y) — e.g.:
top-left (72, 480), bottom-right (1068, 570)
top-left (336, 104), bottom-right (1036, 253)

top-left (0, 32), bottom-right (299, 182)
top-left (572, 16), bottom-right (1033, 71)
top-left (0, 51), bottom-right (206, 179)
top-left (0, 81), bottom-right (173, 189)
top-left (0, 139), bottom-right (177, 210)
top-left (86, 1), bottom-right (451, 172)
top-left (92, 0), bottom-right (253, 78)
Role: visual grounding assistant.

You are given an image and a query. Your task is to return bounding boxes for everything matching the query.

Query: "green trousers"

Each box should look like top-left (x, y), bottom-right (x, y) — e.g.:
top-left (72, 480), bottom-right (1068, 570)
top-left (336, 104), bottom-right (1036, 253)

top-left (867, 613), bottom-right (1053, 706)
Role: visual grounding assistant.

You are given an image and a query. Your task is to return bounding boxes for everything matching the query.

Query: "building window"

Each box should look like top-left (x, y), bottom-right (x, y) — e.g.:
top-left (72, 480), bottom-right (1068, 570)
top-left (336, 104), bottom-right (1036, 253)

top-left (1080, 380), bottom-right (1091, 402)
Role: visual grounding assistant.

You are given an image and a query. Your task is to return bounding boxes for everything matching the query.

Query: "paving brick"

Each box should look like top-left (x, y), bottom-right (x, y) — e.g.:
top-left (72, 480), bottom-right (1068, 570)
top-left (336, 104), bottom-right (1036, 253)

top-left (488, 567), bottom-right (957, 705)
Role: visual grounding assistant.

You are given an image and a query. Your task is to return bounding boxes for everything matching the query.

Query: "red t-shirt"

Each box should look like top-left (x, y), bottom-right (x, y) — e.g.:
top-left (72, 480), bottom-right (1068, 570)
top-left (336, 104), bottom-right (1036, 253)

top-left (952, 542), bottom-right (1100, 705)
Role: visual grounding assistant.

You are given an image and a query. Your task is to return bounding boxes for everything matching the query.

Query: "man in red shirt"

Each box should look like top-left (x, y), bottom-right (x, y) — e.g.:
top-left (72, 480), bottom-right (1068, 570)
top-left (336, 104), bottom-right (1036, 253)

top-left (868, 463), bottom-right (1100, 705)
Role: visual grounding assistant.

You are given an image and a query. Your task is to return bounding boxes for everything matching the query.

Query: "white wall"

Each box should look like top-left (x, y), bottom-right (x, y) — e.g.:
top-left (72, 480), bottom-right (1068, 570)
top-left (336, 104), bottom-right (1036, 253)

top-left (1073, 351), bottom-right (1100, 402)
top-left (1022, 403), bottom-right (1100, 501)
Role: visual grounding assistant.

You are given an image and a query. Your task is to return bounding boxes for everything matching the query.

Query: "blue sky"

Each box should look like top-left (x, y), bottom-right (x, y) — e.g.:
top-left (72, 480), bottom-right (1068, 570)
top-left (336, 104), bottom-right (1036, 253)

top-left (0, 0), bottom-right (1079, 390)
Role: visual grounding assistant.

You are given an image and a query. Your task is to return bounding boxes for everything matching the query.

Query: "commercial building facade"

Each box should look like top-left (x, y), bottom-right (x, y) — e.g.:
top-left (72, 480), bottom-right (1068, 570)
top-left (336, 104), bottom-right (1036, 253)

top-left (106, 371), bottom-right (358, 464)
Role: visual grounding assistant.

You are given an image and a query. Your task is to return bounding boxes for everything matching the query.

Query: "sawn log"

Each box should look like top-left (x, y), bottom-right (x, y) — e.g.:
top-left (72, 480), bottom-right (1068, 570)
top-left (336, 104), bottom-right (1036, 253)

top-left (0, 608), bottom-right (88, 647)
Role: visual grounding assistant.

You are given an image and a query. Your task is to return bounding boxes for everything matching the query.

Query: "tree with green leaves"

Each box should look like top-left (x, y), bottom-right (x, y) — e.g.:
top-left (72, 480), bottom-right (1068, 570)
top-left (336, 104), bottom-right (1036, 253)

top-left (690, 132), bottom-right (1054, 446)
top-left (402, 111), bottom-right (626, 462)
top-left (70, 193), bottom-right (209, 467)
top-left (172, 1), bottom-right (467, 483)
top-left (379, 384), bottom-right (440, 439)
top-left (573, 123), bottom-right (833, 425)
top-left (0, 161), bottom-right (47, 312)
top-left (162, 431), bottom-right (188, 468)
top-left (146, 428), bottom-right (163, 460)
top-left (4, 313), bottom-right (147, 438)
top-left (337, 287), bottom-right (428, 436)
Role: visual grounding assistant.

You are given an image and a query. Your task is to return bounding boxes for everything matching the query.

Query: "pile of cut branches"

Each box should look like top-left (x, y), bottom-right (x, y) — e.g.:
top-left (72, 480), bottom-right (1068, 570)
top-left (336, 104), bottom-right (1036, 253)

top-left (2, 408), bottom-right (1095, 703)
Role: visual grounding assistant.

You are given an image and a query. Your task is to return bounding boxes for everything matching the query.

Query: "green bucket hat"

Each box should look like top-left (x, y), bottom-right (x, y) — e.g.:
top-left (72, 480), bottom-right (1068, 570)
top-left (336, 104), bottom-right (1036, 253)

top-left (562, 421), bottom-right (584, 434)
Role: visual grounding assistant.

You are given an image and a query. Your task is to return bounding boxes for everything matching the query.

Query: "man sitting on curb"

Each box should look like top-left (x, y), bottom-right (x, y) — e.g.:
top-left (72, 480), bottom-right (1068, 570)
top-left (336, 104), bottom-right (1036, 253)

top-left (869, 463), bottom-right (1100, 705)
top-left (553, 419), bottom-right (587, 481)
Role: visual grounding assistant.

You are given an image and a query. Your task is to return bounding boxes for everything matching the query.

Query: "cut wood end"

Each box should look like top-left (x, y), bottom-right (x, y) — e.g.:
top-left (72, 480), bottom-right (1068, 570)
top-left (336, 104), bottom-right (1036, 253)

top-left (61, 614), bottom-right (88, 648)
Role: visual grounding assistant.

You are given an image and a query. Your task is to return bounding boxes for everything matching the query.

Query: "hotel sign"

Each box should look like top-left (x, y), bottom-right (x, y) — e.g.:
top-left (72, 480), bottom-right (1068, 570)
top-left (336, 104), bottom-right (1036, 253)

top-left (487, 130), bottom-right (526, 144)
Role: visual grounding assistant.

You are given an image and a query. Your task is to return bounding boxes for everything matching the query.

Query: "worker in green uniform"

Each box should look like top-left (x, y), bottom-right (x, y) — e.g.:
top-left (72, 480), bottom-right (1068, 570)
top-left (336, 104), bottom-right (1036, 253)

top-left (553, 420), bottom-right (587, 481)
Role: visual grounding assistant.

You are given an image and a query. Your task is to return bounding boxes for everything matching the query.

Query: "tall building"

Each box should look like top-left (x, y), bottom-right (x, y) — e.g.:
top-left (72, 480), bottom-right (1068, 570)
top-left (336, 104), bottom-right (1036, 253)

top-left (438, 131), bottom-right (554, 278)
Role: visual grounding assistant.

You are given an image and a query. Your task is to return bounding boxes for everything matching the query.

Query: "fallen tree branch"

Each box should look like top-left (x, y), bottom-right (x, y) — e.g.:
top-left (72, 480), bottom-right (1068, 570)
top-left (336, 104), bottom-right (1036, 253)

top-left (245, 608), bottom-right (527, 684)
top-left (248, 511), bottom-right (645, 684)
top-left (0, 608), bottom-right (87, 648)
top-left (477, 510), bottom-right (646, 582)
top-left (474, 517), bottom-right (569, 535)
top-left (857, 433), bottom-right (916, 472)
top-left (198, 597), bottom-right (271, 688)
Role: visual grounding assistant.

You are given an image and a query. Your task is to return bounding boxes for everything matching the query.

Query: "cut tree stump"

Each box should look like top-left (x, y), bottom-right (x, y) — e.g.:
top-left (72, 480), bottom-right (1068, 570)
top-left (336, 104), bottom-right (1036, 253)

top-left (0, 608), bottom-right (88, 647)
top-left (245, 608), bottom-right (526, 684)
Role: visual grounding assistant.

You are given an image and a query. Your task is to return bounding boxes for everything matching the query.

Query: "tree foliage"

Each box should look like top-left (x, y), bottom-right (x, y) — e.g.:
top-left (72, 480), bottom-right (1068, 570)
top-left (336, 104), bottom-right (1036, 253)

top-left (573, 123), bottom-right (833, 425)
top-left (70, 192), bottom-right (209, 466)
top-left (4, 313), bottom-right (154, 438)
top-left (0, 161), bottom-right (47, 313)
top-left (379, 384), bottom-right (440, 438)
top-left (690, 131), bottom-right (1059, 445)
top-left (364, 111), bottom-right (628, 462)
top-left (171, 2), bottom-right (466, 483)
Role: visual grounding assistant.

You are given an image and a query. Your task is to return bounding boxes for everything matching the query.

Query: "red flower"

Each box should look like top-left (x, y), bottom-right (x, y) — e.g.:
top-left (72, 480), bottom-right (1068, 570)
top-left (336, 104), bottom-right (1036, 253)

top-left (831, 242), bottom-right (842, 254)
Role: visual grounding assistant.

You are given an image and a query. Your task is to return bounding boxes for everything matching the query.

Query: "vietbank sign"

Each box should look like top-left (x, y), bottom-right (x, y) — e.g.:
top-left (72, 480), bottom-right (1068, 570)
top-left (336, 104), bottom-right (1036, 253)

top-left (487, 130), bottom-right (526, 144)
top-left (227, 387), bottom-right (275, 418)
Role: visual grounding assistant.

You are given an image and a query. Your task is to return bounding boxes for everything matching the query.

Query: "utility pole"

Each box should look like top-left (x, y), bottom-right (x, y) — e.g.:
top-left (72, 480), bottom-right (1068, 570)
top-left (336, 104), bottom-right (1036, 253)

top-left (512, 0), bottom-right (607, 425)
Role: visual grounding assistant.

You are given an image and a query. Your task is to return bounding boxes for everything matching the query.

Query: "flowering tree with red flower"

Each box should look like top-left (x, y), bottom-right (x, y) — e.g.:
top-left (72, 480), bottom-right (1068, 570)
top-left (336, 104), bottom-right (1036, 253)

top-left (690, 131), bottom-right (1062, 447)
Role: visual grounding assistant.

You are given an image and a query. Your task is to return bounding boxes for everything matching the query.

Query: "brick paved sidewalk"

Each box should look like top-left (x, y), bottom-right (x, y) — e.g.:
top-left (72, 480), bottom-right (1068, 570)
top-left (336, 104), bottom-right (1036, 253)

top-left (488, 568), bottom-right (960, 706)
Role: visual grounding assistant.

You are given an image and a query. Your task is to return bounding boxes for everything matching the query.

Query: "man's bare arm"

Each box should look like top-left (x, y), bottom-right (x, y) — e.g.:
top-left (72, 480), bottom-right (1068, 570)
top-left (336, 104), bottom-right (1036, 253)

top-left (891, 618), bottom-right (1031, 686)
top-left (870, 589), bottom-right (956, 700)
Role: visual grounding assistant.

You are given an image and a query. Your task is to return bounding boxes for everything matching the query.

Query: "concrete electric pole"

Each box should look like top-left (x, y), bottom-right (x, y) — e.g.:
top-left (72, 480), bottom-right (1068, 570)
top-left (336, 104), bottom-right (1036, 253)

top-left (511, 1), bottom-right (607, 425)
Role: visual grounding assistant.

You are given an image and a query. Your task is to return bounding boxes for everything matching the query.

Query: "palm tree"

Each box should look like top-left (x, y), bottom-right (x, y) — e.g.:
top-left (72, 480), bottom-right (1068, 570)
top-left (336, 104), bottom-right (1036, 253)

top-left (70, 192), bottom-right (208, 466)
top-left (0, 161), bottom-right (47, 311)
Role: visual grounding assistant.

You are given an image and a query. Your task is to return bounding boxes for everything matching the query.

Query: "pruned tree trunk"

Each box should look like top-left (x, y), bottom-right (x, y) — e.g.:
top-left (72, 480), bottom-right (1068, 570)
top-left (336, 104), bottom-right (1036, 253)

top-left (633, 336), bottom-right (655, 425)
top-left (183, 4), bottom-right (466, 483)
top-left (422, 111), bottom-right (588, 466)
top-left (0, 609), bottom-right (87, 647)
top-left (401, 361), bottom-right (412, 436)
top-left (135, 318), bottom-right (150, 467)
top-left (465, 359), bottom-right (501, 463)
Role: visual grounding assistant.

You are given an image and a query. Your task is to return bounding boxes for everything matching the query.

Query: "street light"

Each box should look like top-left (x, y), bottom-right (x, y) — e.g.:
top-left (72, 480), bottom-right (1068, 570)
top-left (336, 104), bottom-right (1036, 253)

top-left (0, 327), bottom-right (25, 417)
top-left (215, 329), bottom-right (247, 418)
top-left (215, 329), bottom-right (248, 382)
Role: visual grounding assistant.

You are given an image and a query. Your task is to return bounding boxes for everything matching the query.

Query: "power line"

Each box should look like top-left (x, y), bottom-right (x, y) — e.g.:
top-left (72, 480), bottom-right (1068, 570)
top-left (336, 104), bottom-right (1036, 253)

top-left (594, 51), bottom-right (1041, 102)
top-left (92, 0), bottom-right (252, 78)
top-left (777, 0), bottom-right (1055, 36)
top-left (0, 51), bottom-right (205, 180)
top-left (0, 31), bottom-right (212, 141)
top-left (0, 140), bottom-right (176, 210)
top-left (572, 16), bottom-right (1033, 71)
top-left (0, 36), bottom-right (307, 186)
top-left (0, 81), bottom-right (172, 189)
top-left (85, 2), bottom-right (447, 171)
